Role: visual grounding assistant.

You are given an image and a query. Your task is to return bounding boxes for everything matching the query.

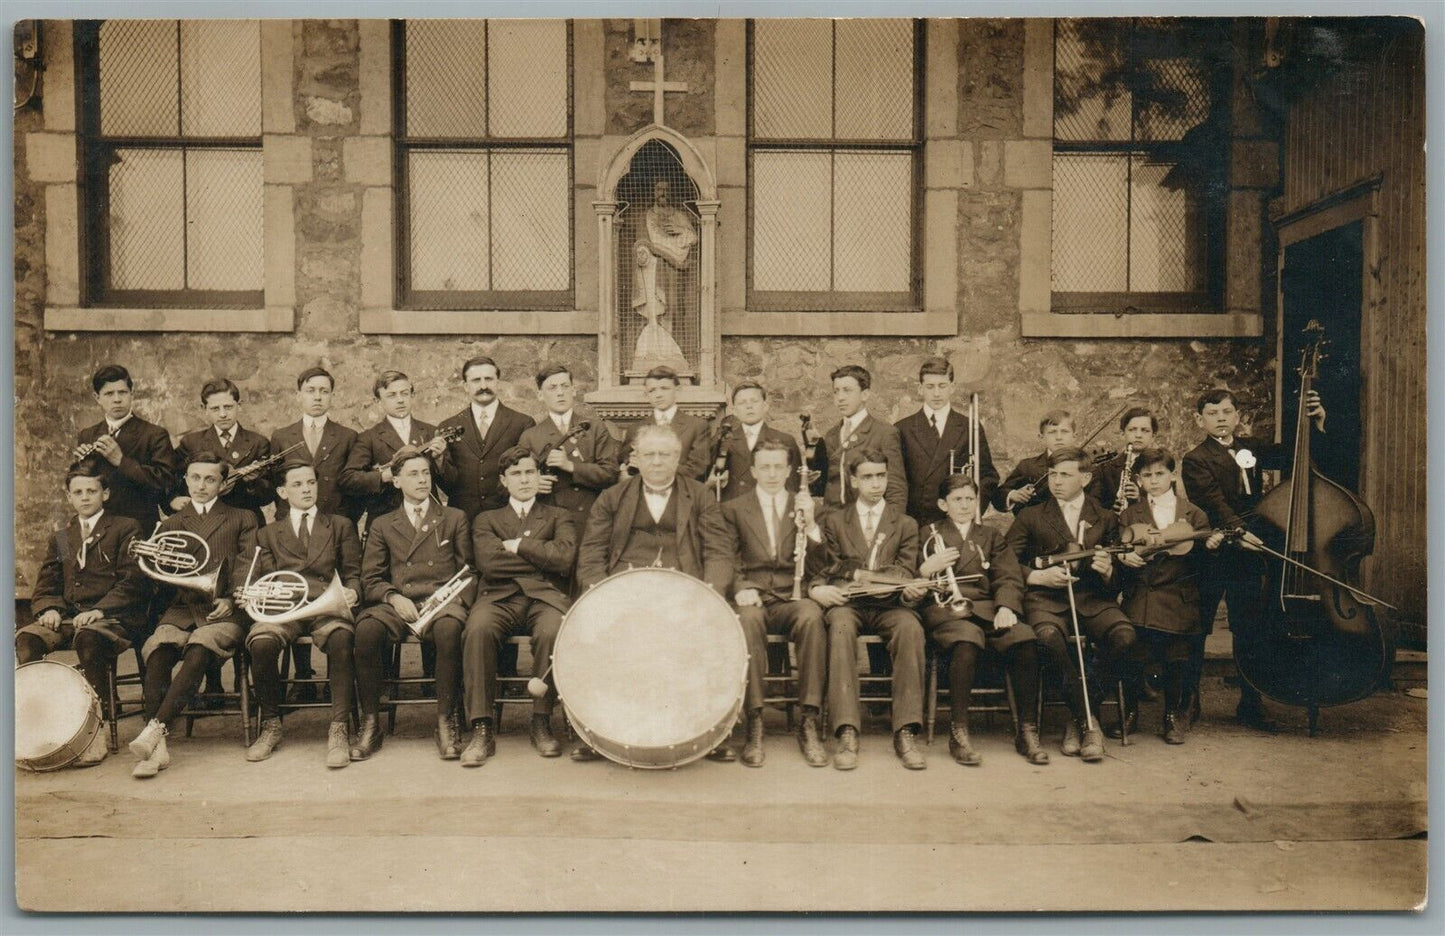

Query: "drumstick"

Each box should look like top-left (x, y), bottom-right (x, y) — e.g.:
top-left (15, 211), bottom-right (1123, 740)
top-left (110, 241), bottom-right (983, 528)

top-left (527, 661), bottom-right (554, 699)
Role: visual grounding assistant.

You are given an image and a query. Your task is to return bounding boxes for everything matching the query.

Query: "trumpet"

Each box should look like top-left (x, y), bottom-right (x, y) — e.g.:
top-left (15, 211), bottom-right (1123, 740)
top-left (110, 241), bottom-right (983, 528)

top-left (129, 530), bottom-right (216, 595)
top-left (234, 547), bottom-right (353, 625)
top-left (923, 523), bottom-right (974, 615)
top-left (407, 566), bottom-right (474, 637)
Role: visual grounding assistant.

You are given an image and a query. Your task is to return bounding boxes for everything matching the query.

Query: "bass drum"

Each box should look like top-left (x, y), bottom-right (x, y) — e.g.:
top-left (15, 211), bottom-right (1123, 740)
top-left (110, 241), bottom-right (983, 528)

top-left (553, 567), bottom-right (747, 769)
top-left (16, 659), bottom-right (104, 772)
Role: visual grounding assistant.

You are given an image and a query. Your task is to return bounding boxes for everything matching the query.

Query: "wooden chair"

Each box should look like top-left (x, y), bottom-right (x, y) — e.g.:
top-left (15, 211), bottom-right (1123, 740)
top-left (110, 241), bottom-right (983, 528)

top-left (492, 635), bottom-right (536, 732)
top-left (101, 646), bottom-right (146, 753)
top-left (762, 633), bottom-right (799, 729)
top-left (924, 642), bottom-right (1019, 744)
top-left (385, 633), bottom-right (444, 733)
top-left (180, 650), bottom-right (254, 746)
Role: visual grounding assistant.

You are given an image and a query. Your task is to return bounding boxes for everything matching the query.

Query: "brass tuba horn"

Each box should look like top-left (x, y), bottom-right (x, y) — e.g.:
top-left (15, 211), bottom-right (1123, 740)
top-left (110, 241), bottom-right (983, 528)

top-left (129, 530), bottom-right (217, 596)
top-left (234, 547), bottom-right (354, 625)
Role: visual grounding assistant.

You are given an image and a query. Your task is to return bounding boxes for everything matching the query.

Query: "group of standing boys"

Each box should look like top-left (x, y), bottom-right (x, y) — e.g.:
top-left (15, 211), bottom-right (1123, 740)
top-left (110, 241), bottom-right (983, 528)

top-left (21, 354), bottom-right (1323, 775)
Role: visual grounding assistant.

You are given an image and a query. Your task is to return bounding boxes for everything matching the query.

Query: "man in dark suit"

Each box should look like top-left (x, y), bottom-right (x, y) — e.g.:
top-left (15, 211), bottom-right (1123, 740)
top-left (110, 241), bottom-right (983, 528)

top-left (518, 362), bottom-right (620, 524)
top-left (18, 463), bottom-right (150, 766)
top-left (128, 452), bottom-right (258, 779)
top-left (619, 365), bottom-right (710, 482)
top-left (352, 448), bottom-right (475, 763)
top-left (341, 370), bottom-right (449, 529)
top-left (463, 447), bottom-right (578, 765)
top-left (704, 438), bottom-right (828, 767)
top-left (574, 424), bottom-right (734, 763)
top-left (705, 380), bottom-right (801, 503)
top-left (271, 367), bottom-right (362, 524)
top-left (242, 463), bottom-right (362, 769)
top-left (171, 378), bottom-right (272, 525)
top-left (1006, 447), bottom-right (1137, 763)
top-left (809, 364), bottom-right (906, 512)
top-left (75, 364), bottom-right (177, 535)
top-left (916, 475), bottom-right (1046, 766)
top-left (809, 449), bottom-right (927, 771)
top-left (895, 357), bottom-right (999, 525)
top-left (439, 355), bottom-right (535, 520)
top-left (993, 410), bottom-right (1077, 515)
top-left (1181, 387), bottom-right (1326, 731)
top-left (272, 367), bottom-right (363, 700)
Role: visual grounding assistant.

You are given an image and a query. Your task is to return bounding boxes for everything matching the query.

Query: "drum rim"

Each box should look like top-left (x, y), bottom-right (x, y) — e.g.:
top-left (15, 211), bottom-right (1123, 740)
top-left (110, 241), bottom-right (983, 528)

top-left (15, 658), bottom-right (104, 771)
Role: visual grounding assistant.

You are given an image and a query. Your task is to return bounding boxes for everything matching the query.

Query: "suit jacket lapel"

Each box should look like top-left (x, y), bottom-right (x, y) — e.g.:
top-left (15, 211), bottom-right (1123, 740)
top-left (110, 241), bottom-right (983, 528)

top-left (318, 421), bottom-right (343, 463)
top-left (740, 493), bottom-right (772, 560)
top-left (1046, 499), bottom-right (1079, 546)
top-left (674, 482), bottom-right (694, 555)
top-left (305, 513), bottom-right (332, 568)
top-left (191, 502), bottom-right (225, 540)
top-left (402, 505), bottom-right (433, 559)
top-left (1079, 500), bottom-right (1107, 548)
top-left (842, 506), bottom-right (868, 563)
top-left (611, 479), bottom-right (640, 562)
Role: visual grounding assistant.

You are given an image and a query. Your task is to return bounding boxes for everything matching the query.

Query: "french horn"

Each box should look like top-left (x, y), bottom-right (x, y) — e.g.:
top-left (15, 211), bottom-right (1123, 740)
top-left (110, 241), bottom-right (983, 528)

top-left (234, 547), bottom-right (354, 625)
top-left (128, 530), bottom-right (217, 596)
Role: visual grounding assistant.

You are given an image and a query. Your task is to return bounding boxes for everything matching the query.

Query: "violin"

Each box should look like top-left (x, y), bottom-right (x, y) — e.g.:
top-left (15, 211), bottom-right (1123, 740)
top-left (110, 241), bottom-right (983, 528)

top-left (1117, 519), bottom-right (1229, 559)
top-left (1235, 322), bottom-right (1395, 734)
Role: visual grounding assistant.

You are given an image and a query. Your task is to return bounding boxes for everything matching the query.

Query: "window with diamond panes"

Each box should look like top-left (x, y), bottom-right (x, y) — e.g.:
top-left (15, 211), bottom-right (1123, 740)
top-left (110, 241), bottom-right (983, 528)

top-left (76, 20), bottom-right (264, 308)
top-left (1051, 18), bottom-right (1230, 310)
top-left (394, 20), bottom-right (573, 311)
top-left (747, 19), bottom-right (922, 312)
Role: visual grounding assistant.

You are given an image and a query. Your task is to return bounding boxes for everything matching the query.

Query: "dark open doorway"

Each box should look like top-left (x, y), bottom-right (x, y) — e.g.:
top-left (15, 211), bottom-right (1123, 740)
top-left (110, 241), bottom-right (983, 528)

top-left (1279, 220), bottom-right (1364, 491)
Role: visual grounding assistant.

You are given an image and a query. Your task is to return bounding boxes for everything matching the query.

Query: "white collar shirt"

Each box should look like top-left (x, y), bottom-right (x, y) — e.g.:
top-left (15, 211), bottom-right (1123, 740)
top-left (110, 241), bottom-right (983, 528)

top-left (80, 510), bottom-right (104, 539)
top-left (551, 410), bottom-right (573, 435)
top-left (509, 496), bottom-right (536, 520)
top-left (290, 505), bottom-right (318, 536)
top-left (1058, 494), bottom-right (1087, 541)
top-left (742, 421), bottom-right (763, 451)
top-left (843, 410), bottom-right (869, 440)
top-left (1148, 490), bottom-right (1178, 529)
top-left (923, 405), bottom-right (951, 436)
top-left (471, 400), bottom-right (499, 429)
top-left (386, 415), bottom-right (413, 442)
top-left (404, 499), bottom-right (428, 528)
top-left (653, 405), bottom-right (678, 426)
top-left (105, 414), bottom-right (132, 435)
top-left (756, 487), bottom-right (789, 553)
top-left (642, 483), bottom-right (673, 523)
top-left (303, 415), bottom-right (328, 434)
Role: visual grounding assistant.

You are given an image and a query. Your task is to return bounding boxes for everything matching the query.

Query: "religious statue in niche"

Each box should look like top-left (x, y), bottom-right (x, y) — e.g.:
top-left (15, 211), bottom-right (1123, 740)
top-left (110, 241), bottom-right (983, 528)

top-left (629, 179), bottom-right (696, 374)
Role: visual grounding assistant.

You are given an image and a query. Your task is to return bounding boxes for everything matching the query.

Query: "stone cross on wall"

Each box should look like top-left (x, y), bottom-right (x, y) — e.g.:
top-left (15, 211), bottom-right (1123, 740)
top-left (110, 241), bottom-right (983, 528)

top-left (629, 22), bottom-right (688, 126)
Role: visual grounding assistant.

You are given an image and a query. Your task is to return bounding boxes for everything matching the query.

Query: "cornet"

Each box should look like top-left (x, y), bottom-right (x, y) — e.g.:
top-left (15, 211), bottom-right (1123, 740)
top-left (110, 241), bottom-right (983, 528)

top-left (129, 530), bottom-right (217, 595)
top-left (234, 547), bottom-right (354, 625)
top-left (922, 523), bottom-right (974, 616)
top-left (407, 566), bottom-right (474, 637)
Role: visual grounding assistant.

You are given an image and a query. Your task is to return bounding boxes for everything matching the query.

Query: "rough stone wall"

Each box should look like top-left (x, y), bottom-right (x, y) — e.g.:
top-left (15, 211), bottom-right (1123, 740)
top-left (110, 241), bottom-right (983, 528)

top-left (12, 17), bottom-right (1275, 590)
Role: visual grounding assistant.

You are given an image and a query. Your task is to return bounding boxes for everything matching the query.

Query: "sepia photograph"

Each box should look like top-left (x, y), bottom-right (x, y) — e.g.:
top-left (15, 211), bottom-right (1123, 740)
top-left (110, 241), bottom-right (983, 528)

top-left (7, 2), bottom-right (1434, 920)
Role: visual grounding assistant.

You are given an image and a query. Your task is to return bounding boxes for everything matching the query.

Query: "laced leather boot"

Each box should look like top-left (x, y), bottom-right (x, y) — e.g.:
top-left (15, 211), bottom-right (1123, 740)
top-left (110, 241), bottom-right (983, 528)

top-left (1060, 719), bottom-right (1082, 757)
top-left (948, 723), bottom-right (982, 766)
top-left (350, 715), bottom-right (383, 761)
top-left (247, 717), bottom-right (284, 762)
top-left (833, 725), bottom-right (860, 771)
top-left (741, 712), bottom-right (765, 768)
top-left (894, 726), bottom-right (926, 770)
top-left (461, 720), bottom-right (493, 767)
top-left (1014, 723), bottom-right (1050, 764)
top-left (435, 713), bottom-right (461, 760)
top-left (326, 720), bottom-right (351, 769)
top-left (530, 714), bottom-right (562, 758)
top-left (796, 711), bottom-right (828, 767)
top-left (1163, 711), bottom-right (1186, 745)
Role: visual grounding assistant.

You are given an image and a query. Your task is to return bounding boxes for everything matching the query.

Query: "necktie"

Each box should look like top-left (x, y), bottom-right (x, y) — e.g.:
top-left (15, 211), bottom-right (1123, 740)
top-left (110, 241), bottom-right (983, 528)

top-left (516, 504), bottom-right (528, 521)
top-left (304, 421), bottom-right (322, 456)
top-left (298, 513), bottom-right (312, 552)
top-left (411, 506), bottom-right (425, 529)
top-left (78, 521), bottom-right (91, 569)
top-left (932, 413), bottom-right (943, 437)
top-left (477, 410), bottom-right (491, 440)
top-left (772, 497), bottom-right (787, 557)
top-left (220, 429), bottom-right (232, 450)
top-left (863, 507), bottom-right (878, 544)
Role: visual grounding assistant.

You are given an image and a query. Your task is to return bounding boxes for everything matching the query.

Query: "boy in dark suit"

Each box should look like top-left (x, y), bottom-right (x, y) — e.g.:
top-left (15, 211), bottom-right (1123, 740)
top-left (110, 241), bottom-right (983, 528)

top-left (994, 410), bottom-right (1076, 515)
top-left (1086, 406), bottom-right (1157, 512)
top-left (464, 447), bottom-right (578, 765)
top-left (171, 378), bottom-right (272, 525)
top-left (810, 365), bottom-right (906, 512)
top-left (1180, 387), bottom-right (1326, 730)
top-left (1006, 447), bottom-right (1137, 763)
top-left (619, 365), bottom-right (711, 482)
top-left (341, 370), bottom-right (449, 530)
top-left (271, 367), bottom-right (362, 524)
top-left (704, 380), bottom-right (801, 503)
top-left (18, 463), bottom-right (150, 766)
top-left (352, 448), bottom-right (475, 762)
top-left (519, 362), bottom-right (620, 523)
top-left (242, 463), bottom-right (362, 769)
top-left (895, 357), bottom-right (999, 525)
top-left (916, 475), bottom-right (1046, 766)
top-left (439, 355), bottom-right (535, 519)
top-left (809, 449), bottom-right (927, 771)
top-left (704, 438), bottom-right (828, 767)
top-left (74, 364), bottom-right (177, 534)
top-left (1117, 448), bottom-right (1224, 744)
top-left (128, 452), bottom-right (258, 779)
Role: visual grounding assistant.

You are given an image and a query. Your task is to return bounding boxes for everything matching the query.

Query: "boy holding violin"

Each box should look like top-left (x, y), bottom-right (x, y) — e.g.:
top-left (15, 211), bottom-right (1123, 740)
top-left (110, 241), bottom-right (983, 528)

top-left (994, 410), bottom-right (1075, 515)
top-left (1181, 387), bottom-right (1326, 731)
top-left (915, 475), bottom-right (1046, 766)
top-left (1115, 448), bottom-right (1224, 744)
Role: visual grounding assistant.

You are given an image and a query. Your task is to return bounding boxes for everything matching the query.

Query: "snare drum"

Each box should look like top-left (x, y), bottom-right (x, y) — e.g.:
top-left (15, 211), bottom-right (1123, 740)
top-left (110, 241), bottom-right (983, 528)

top-left (553, 567), bottom-right (747, 769)
top-left (15, 660), bottom-right (104, 772)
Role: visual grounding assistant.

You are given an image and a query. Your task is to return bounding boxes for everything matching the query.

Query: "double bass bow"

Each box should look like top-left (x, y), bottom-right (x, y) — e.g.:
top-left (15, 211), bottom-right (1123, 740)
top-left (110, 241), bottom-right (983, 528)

top-left (1235, 321), bottom-right (1395, 734)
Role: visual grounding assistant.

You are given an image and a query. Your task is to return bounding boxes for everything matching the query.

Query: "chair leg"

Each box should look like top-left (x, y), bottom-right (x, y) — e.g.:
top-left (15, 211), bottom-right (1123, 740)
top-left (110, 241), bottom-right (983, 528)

top-left (925, 651), bottom-right (938, 745)
top-left (386, 642), bottom-right (401, 735)
top-left (493, 702), bottom-right (504, 731)
top-left (239, 652), bottom-right (254, 747)
top-left (106, 657), bottom-right (120, 754)
top-left (1116, 679), bottom-right (1130, 746)
top-left (1004, 670), bottom-right (1020, 732)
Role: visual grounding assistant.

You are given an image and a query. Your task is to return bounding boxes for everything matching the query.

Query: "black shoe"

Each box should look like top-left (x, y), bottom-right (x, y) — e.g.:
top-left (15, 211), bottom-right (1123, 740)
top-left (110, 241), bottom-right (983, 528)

top-left (1014, 723), bottom-right (1050, 765)
top-left (741, 713), bottom-right (765, 768)
top-left (435, 714), bottom-right (461, 760)
top-left (796, 712), bottom-right (828, 767)
top-left (530, 714), bottom-right (562, 758)
top-left (1163, 712), bottom-right (1186, 745)
top-left (893, 726), bottom-right (926, 770)
top-left (833, 726), bottom-right (860, 771)
top-left (706, 743), bottom-right (737, 763)
top-left (948, 724), bottom-right (982, 766)
top-left (1235, 702), bottom-right (1280, 732)
top-left (461, 720), bottom-right (493, 767)
top-left (1105, 707), bottom-right (1138, 740)
top-left (350, 715), bottom-right (384, 761)
top-left (569, 744), bottom-right (601, 763)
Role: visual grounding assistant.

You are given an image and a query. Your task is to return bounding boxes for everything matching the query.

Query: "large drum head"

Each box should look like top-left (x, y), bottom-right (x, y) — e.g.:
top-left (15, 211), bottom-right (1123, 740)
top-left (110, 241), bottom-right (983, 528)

top-left (554, 568), bottom-right (746, 767)
top-left (16, 660), bottom-right (100, 769)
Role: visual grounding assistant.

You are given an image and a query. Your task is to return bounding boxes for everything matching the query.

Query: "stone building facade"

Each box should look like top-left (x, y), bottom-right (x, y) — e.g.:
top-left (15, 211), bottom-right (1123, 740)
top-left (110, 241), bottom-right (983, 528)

top-left (15, 17), bottom-right (1303, 595)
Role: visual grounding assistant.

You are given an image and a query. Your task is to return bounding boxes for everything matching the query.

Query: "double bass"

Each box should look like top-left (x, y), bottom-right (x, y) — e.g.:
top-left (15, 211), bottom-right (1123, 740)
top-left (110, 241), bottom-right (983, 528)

top-left (1235, 321), bottom-right (1395, 735)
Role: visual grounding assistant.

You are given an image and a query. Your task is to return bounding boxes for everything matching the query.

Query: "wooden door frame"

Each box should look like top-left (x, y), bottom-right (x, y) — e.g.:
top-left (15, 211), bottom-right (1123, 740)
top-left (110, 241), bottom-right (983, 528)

top-left (1272, 176), bottom-right (1382, 494)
